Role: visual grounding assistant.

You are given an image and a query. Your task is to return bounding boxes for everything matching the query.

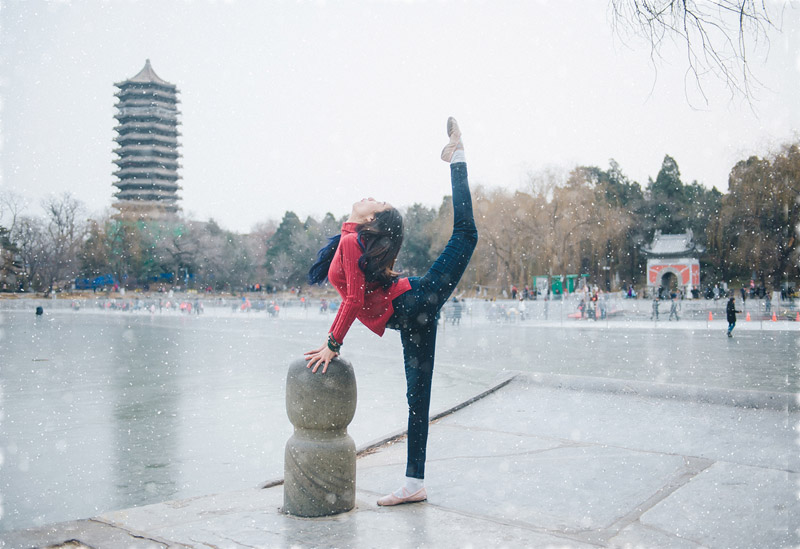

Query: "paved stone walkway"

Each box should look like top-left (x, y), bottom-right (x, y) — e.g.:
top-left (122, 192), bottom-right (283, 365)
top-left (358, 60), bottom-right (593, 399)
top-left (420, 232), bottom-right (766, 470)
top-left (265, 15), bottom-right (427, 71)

top-left (3, 373), bottom-right (796, 548)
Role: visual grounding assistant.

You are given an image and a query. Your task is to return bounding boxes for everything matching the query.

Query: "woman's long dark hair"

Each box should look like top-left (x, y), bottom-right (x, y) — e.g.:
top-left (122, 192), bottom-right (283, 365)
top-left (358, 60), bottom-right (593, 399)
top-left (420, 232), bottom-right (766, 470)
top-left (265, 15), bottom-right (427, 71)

top-left (357, 207), bottom-right (404, 289)
top-left (307, 207), bottom-right (404, 288)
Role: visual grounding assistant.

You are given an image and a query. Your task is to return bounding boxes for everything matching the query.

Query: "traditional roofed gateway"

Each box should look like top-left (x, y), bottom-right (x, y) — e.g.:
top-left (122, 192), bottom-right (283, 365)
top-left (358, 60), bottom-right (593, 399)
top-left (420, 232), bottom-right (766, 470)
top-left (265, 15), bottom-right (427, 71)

top-left (641, 230), bottom-right (704, 297)
top-left (112, 59), bottom-right (181, 219)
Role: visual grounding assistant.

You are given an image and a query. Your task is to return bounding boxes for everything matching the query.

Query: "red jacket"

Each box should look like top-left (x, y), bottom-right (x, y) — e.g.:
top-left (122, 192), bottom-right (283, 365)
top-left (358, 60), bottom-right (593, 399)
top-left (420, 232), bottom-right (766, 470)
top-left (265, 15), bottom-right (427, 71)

top-left (328, 222), bottom-right (411, 343)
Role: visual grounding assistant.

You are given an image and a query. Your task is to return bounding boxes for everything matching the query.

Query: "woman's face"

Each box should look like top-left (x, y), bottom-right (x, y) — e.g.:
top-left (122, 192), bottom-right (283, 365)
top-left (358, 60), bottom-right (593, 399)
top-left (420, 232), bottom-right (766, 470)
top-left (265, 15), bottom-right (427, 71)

top-left (352, 197), bottom-right (392, 220)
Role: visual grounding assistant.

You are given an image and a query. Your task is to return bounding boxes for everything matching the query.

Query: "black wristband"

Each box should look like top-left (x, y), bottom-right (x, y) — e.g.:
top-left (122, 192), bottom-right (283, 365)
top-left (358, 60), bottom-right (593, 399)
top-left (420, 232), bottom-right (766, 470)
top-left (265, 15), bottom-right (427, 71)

top-left (327, 334), bottom-right (341, 353)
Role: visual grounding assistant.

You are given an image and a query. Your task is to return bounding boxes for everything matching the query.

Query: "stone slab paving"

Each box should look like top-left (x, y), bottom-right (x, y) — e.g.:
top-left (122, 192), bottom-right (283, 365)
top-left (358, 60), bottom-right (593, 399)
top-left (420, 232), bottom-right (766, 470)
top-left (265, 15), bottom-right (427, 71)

top-left (0, 519), bottom-right (168, 548)
top-left (103, 488), bottom-right (593, 549)
top-left (631, 462), bottom-right (797, 549)
top-left (2, 374), bottom-right (796, 548)
top-left (356, 378), bottom-right (797, 547)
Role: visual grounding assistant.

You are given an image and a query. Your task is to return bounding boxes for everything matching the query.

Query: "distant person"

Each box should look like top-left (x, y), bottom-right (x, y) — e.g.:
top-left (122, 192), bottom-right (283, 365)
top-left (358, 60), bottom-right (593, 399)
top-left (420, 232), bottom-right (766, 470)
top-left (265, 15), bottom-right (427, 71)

top-left (765, 292), bottom-right (772, 315)
top-left (668, 295), bottom-right (680, 321)
top-left (451, 297), bottom-right (463, 325)
top-left (726, 296), bottom-right (742, 338)
top-left (651, 297), bottom-right (660, 320)
top-left (305, 117), bottom-right (477, 507)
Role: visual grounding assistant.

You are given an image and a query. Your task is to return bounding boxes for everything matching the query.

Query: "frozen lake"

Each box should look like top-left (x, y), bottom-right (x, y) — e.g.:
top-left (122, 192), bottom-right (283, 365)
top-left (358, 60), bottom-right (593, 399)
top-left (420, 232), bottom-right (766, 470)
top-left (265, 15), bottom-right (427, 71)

top-left (1, 299), bottom-right (797, 532)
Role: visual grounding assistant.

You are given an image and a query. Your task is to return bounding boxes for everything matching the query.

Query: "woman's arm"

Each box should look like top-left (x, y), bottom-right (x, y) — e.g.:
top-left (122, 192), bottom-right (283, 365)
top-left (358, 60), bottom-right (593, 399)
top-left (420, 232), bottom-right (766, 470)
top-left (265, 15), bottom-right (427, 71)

top-left (327, 235), bottom-right (365, 343)
top-left (305, 235), bottom-right (365, 373)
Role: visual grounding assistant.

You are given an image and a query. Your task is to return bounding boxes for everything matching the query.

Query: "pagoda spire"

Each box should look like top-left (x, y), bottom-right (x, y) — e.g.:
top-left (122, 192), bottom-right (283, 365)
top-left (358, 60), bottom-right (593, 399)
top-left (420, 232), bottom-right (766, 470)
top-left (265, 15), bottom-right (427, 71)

top-left (116, 59), bottom-right (175, 88)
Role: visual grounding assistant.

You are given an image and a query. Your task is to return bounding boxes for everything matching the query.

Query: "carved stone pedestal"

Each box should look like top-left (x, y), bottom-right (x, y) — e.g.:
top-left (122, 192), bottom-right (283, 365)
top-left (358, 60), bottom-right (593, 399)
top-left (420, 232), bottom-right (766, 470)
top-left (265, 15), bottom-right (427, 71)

top-left (283, 357), bottom-right (357, 517)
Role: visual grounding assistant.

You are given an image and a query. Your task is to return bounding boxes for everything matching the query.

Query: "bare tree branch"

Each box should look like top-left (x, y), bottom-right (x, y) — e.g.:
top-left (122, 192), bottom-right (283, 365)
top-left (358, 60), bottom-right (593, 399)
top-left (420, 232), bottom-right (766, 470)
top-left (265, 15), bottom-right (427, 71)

top-left (0, 190), bottom-right (30, 234)
top-left (609, 0), bottom-right (776, 104)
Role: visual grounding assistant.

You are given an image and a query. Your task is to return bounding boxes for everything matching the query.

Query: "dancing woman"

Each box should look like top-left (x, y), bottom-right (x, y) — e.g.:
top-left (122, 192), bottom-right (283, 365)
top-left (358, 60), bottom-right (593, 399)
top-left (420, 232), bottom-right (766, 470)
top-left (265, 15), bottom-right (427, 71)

top-left (305, 117), bottom-right (477, 506)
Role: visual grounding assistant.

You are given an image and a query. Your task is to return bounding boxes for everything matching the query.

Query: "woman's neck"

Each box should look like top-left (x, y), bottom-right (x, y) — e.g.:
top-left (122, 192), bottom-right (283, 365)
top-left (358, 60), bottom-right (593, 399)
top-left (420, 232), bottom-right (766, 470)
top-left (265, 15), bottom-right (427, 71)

top-left (346, 211), bottom-right (368, 224)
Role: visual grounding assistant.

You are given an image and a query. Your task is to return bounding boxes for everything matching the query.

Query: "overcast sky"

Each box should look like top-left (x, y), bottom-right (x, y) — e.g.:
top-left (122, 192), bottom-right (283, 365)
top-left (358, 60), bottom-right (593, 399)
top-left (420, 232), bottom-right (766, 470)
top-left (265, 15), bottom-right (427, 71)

top-left (1, 1), bottom-right (798, 233)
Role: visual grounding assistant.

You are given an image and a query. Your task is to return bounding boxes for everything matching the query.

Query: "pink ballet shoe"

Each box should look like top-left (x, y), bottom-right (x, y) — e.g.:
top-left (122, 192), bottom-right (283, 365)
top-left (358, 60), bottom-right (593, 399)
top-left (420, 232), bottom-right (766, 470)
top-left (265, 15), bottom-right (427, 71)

top-left (377, 486), bottom-right (427, 506)
top-left (440, 117), bottom-right (463, 162)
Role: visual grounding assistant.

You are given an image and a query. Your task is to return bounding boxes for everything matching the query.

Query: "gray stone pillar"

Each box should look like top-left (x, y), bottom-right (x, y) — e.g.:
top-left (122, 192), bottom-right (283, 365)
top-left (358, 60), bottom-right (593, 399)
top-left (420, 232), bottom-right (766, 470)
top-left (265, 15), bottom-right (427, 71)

top-left (283, 356), bottom-right (357, 517)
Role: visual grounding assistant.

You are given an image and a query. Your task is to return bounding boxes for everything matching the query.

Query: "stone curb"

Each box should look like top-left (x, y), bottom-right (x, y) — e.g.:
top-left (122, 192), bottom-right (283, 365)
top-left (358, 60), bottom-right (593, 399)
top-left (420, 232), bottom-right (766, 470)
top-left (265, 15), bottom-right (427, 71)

top-left (517, 371), bottom-right (799, 411)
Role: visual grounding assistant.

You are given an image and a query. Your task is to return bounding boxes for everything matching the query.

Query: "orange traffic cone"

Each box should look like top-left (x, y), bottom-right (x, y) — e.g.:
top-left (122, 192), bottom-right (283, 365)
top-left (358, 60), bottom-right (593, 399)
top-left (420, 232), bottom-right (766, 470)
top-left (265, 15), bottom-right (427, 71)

top-left (772, 312), bottom-right (777, 322)
top-left (708, 311), bottom-right (713, 321)
top-left (746, 312), bottom-right (751, 321)
top-left (796, 311), bottom-right (799, 322)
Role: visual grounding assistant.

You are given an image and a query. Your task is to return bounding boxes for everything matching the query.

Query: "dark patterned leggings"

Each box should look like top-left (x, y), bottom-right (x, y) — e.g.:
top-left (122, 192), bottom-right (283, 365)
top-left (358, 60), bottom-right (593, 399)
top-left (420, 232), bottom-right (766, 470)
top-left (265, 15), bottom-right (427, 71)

top-left (388, 162), bottom-right (477, 479)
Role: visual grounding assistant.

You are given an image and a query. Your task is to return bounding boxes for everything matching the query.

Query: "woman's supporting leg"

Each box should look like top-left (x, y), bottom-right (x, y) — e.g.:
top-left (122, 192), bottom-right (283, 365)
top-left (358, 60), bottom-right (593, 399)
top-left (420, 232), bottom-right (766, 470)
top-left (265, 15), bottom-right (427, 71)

top-left (400, 323), bottom-right (437, 479)
top-left (381, 118), bottom-right (479, 505)
top-left (394, 163), bottom-right (477, 483)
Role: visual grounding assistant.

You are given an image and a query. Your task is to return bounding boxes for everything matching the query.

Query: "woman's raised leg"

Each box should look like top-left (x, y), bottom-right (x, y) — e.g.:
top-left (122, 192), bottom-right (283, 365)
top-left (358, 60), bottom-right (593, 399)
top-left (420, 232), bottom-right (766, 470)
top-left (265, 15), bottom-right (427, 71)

top-left (417, 119), bottom-right (478, 312)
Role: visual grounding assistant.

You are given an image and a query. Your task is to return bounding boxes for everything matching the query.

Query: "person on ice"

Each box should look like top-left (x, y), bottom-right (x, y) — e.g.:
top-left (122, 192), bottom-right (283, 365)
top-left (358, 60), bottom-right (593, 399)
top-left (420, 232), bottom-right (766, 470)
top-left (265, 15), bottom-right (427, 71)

top-left (651, 296), bottom-right (660, 320)
top-left (304, 117), bottom-right (478, 506)
top-left (726, 295), bottom-right (742, 337)
top-left (669, 295), bottom-right (680, 321)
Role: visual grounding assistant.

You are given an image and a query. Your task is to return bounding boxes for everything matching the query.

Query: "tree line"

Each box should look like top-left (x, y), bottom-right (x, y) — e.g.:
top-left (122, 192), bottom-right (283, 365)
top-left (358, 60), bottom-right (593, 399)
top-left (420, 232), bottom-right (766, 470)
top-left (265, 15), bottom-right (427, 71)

top-left (460, 141), bottom-right (798, 293)
top-left (1, 141), bottom-right (797, 295)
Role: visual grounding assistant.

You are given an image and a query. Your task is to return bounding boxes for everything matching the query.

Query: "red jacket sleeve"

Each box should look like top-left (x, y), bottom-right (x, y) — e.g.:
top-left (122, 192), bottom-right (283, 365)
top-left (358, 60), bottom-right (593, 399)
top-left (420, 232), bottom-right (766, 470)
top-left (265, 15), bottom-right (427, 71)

top-left (328, 235), bottom-right (365, 344)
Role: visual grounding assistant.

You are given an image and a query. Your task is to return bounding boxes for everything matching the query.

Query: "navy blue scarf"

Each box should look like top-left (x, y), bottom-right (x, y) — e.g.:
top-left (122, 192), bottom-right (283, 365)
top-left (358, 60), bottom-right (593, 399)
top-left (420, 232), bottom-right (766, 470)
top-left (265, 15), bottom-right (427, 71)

top-left (307, 234), bottom-right (341, 285)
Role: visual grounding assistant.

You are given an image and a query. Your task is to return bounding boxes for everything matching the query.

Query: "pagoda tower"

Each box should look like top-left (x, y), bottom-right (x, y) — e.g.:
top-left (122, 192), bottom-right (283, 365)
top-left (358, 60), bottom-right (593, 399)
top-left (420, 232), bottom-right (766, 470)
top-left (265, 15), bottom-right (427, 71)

top-left (112, 59), bottom-right (181, 219)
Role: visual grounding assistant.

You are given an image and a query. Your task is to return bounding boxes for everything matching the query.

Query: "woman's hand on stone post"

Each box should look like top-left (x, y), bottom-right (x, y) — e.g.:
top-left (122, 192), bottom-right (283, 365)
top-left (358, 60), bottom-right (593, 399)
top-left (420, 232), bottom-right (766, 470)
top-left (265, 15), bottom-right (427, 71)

top-left (304, 345), bottom-right (338, 374)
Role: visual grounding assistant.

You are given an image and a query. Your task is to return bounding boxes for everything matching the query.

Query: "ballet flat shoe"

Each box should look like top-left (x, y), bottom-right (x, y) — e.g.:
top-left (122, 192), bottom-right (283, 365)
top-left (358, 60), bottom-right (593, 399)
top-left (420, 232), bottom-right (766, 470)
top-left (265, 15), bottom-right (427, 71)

top-left (377, 487), bottom-right (427, 506)
top-left (440, 117), bottom-right (463, 162)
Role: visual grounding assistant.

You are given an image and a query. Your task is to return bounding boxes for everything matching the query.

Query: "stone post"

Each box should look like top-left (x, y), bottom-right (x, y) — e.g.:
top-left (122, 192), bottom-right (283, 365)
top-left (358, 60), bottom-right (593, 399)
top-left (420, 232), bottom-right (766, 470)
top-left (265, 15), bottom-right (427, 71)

top-left (283, 356), bottom-right (357, 517)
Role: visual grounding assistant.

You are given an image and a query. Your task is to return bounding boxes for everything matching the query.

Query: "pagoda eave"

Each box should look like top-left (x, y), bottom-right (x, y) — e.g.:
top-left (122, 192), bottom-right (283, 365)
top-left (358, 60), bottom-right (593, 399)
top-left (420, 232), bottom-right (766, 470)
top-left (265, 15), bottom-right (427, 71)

top-left (114, 189), bottom-right (183, 198)
top-left (113, 157), bottom-right (181, 167)
top-left (114, 122), bottom-right (181, 134)
top-left (113, 149), bottom-right (182, 160)
top-left (114, 172), bottom-right (181, 182)
top-left (114, 81), bottom-right (178, 93)
top-left (114, 113), bottom-right (180, 122)
top-left (115, 135), bottom-right (180, 146)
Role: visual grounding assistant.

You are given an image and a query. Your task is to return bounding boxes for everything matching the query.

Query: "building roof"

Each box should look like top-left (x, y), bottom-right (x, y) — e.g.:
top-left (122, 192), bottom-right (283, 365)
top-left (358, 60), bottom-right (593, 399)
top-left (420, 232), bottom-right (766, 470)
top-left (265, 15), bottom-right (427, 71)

top-left (641, 230), bottom-right (705, 257)
top-left (115, 59), bottom-right (177, 90)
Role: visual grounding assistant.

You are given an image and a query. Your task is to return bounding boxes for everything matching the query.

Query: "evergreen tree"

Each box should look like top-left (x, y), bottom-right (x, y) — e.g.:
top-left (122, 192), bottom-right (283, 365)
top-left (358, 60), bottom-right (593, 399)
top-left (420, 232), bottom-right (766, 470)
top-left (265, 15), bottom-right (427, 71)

top-left (399, 203), bottom-right (437, 275)
top-left (644, 154), bottom-right (689, 235)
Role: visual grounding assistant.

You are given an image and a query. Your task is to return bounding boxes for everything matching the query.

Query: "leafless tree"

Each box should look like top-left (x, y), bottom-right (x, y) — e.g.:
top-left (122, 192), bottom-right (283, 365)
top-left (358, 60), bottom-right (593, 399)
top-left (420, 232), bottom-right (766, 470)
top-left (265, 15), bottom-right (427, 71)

top-left (0, 190), bottom-right (30, 234)
top-left (12, 216), bottom-right (47, 291)
top-left (609, 0), bottom-right (777, 102)
top-left (40, 193), bottom-right (88, 292)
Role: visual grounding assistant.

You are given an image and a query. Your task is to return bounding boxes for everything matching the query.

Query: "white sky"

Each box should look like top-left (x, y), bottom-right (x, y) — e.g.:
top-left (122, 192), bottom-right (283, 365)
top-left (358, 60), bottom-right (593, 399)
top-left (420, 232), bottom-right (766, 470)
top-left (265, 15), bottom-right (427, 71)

top-left (1, 0), bottom-right (798, 234)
